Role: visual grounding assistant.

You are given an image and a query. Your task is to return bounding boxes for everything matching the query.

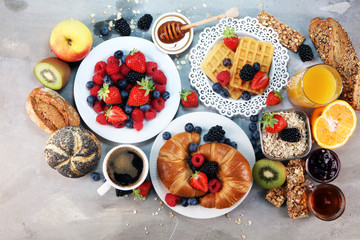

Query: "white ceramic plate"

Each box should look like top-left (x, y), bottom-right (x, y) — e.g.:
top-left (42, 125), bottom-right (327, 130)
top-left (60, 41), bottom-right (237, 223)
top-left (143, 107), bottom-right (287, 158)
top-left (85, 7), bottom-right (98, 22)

top-left (149, 112), bottom-right (255, 219)
top-left (188, 17), bottom-right (289, 118)
top-left (74, 37), bottom-right (181, 143)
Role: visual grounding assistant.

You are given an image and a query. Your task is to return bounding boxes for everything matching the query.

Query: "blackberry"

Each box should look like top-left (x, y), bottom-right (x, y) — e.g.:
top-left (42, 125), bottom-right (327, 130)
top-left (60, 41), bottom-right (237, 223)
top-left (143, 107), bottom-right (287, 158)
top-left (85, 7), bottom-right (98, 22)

top-left (125, 70), bottom-right (146, 84)
top-left (206, 125), bottom-right (226, 142)
top-left (115, 18), bottom-right (131, 36)
top-left (239, 64), bottom-right (256, 81)
top-left (279, 128), bottom-right (301, 142)
top-left (199, 161), bottom-right (218, 179)
top-left (297, 44), bottom-right (314, 62)
top-left (138, 14), bottom-right (153, 30)
top-left (255, 150), bottom-right (266, 161)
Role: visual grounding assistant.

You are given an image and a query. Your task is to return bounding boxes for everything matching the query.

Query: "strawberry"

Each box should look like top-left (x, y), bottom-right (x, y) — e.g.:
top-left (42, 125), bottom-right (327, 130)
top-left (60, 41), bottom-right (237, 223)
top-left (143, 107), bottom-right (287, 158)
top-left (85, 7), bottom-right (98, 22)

top-left (266, 90), bottom-right (283, 106)
top-left (98, 83), bottom-right (122, 105)
top-left (180, 89), bottom-right (199, 108)
top-left (251, 71), bottom-right (269, 90)
top-left (260, 112), bottom-right (287, 133)
top-left (128, 77), bottom-right (155, 106)
top-left (126, 49), bottom-right (146, 73)
top-left (132, 181), bottom-right (152, 200)
top-left (165, 193), bottom-right (180, 207)
top-left (216, 70), bottom-right (230, 86)
top-left (105, 106), bottom-right (127, 123)
top-left (222, 26), bottom-right (239, 52)
top-left (190, 171), bottom-right (208, 192)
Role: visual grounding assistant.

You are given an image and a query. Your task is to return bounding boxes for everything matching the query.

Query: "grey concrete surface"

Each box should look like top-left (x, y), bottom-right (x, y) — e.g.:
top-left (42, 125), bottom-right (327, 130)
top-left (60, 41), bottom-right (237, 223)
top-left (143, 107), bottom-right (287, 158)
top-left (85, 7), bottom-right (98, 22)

top-left (1, 0), bottom-right (360, 239)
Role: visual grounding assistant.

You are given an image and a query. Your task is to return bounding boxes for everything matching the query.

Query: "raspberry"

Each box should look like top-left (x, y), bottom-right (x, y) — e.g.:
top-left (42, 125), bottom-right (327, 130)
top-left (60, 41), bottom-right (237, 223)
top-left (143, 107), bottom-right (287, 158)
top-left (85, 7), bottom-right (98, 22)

top-left (113, 121), bottom-right (126, 128)
top-left (119, 64), bottom-right (131, 77)
top-left (208, 179), bottom-right (222, 193)
top-left (131, 108), bottom-right (144, 122)
top-left (133, 121), bottom-right (143, 131)
top-left (191, 154), bottom-right (205, 167)
top-left (146, 62), bottom-right (158, 75)
top-left (92, 74), bottom-right (104, 85)
top-left (107, 56), bottom-right (120, 65)
top-left (153, 70), bottom-right (167, 85)
top-left (96, 113), bottom-right (108, 125)
top-left (216, 70), bottom-right (230, 86)
top-left (93, 100), bottom-right (106, 113)
top-left (151, 98), bottom-right (165, 111)
top-left (90, 85), bottom-right (101, 97)
top-left (111, 73), bottom-right (124, 84)
top-left (106, 64), bottom-right (120, 75)
top-left (144, 107), bottom-right (157, 120)
top-left (94, 61), bottom-right (107, 74)
top-left (165, 193), bottom-right (180, 207)
top-left (154, 84), bottom-right (166, 94)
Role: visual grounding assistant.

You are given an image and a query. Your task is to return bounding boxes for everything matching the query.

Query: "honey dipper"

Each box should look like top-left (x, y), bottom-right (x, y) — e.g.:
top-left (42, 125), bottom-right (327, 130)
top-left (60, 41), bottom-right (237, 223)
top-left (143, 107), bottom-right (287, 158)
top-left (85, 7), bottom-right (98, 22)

top-left (158, 7), bottom-right (239, 43)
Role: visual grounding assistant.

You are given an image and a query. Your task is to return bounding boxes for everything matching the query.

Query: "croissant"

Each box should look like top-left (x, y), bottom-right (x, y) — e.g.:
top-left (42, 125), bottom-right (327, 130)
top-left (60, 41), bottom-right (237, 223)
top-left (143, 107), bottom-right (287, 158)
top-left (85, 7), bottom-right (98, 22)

top-left (157, 132), bottom-right (206, 198)
top-left (197, 143), bottom-right (252, 209)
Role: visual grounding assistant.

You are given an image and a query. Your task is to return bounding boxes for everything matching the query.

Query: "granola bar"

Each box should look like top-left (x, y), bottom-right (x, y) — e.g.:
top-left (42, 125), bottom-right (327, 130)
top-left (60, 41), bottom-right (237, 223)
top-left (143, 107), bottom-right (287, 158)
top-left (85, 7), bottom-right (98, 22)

top-left (257, 10), bottom-right (305, 52)
top-left (265, 185), bottom-right (286, 208)
top-left (286, 165), bottom-right (308, 219)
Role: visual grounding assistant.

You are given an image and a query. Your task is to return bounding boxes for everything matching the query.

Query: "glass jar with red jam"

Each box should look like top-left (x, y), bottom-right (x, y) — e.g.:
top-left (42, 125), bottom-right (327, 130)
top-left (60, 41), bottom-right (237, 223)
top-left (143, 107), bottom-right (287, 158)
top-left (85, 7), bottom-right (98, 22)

top-left (305, 148), bottom-right (340, 183)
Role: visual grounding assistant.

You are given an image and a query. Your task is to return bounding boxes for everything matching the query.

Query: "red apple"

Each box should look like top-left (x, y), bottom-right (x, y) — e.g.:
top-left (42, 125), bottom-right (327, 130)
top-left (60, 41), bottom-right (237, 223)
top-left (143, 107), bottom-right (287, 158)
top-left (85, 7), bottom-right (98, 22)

top-left (50, 20), bottom-right (93, 62)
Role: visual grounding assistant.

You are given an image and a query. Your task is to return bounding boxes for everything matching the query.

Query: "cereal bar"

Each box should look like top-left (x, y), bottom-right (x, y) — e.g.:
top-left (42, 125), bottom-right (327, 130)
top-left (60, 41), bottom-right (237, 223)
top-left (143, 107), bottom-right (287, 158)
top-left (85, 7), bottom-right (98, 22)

top-left (265, 185), bottom-right (286, 208)
top-left (257, 10), bottom-right (305, 52)
top-left (286, 165), bottom-right (308, 219)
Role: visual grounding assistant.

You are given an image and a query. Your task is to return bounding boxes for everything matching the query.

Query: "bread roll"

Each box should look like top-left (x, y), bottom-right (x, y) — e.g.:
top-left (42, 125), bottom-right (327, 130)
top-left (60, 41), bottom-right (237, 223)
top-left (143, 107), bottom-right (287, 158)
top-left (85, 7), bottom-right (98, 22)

top-left (26, 87), bottom-right (80, 134)
top-left (44, 126), bottom-right (101, 178)
top-left (309, 17), bottom-right (360, 110)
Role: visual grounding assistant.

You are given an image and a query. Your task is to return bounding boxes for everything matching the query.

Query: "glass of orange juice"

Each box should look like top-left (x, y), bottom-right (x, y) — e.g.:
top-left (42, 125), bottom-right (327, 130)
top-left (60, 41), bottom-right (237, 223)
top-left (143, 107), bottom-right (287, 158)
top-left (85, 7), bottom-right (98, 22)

top-left (286, 64), bottom-right (342, 108)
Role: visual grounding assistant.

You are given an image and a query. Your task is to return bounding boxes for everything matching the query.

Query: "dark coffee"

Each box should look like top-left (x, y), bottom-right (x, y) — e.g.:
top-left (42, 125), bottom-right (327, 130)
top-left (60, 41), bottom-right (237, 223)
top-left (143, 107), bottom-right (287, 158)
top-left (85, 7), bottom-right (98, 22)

top-left (106, 147), bottom-right (144, 187)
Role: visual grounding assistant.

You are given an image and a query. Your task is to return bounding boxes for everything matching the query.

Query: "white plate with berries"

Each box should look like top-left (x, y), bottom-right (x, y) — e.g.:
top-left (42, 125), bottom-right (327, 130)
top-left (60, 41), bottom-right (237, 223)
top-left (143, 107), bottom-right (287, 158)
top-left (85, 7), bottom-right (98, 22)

top-left (74, 37), bottom-right (181, 143)
top-left (149, 112), bottom-right (255, 219)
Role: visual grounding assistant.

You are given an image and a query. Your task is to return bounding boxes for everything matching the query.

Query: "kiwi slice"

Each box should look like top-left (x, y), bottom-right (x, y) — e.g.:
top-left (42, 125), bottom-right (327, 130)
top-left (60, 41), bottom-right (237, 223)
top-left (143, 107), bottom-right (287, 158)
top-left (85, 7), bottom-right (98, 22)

top-left (252, 159), bottom-right (286, 189)
top-left (34, 57), bottom-right (71, 90)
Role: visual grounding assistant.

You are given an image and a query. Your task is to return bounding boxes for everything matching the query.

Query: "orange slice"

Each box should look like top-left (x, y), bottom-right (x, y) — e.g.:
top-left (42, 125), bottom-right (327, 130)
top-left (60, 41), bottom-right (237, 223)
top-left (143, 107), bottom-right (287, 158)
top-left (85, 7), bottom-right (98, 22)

top-left (311, 100), bottom-right (357, 149)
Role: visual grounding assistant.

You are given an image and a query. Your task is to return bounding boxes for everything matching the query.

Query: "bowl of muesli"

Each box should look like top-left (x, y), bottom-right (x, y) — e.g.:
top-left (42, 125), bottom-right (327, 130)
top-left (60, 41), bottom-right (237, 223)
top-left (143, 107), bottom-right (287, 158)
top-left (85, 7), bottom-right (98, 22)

top-left (259, 109), bottom-right (312, 161)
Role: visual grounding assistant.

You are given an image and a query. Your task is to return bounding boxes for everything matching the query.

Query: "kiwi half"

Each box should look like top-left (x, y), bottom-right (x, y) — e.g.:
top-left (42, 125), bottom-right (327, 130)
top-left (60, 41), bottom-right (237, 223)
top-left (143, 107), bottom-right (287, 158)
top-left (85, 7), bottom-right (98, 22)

top-left (34, 57), bottom-right (71, 90)
top-left (252, 159), bottom-right (286, 189)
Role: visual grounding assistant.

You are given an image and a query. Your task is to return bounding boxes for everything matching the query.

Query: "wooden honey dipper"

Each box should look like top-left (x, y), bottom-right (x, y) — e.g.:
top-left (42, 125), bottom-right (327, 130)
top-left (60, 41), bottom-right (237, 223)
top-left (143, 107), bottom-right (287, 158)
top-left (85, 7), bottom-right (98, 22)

top-left (158, 7), bottom-right (239, 44)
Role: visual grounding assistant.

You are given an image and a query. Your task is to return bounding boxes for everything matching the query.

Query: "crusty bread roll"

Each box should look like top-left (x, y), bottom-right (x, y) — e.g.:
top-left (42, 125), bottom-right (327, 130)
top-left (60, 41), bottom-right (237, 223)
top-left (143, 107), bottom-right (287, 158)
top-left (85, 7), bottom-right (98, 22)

top-left (26, 87), bottom-right (80, 134)
top-left (309, 17), bottom-right (360, 110)
top-left (44, 126), bottom-right (101, 178)
top-left (157, 132), bottom-right (206, 198)
top-left (196, 143), bottom-right (252, 209)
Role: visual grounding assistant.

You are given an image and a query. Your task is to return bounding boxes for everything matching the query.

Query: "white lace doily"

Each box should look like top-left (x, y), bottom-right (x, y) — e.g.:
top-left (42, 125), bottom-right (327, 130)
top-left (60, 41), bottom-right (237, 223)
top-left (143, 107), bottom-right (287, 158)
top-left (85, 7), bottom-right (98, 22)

top-left (188, 17), bottom-right (289, 118)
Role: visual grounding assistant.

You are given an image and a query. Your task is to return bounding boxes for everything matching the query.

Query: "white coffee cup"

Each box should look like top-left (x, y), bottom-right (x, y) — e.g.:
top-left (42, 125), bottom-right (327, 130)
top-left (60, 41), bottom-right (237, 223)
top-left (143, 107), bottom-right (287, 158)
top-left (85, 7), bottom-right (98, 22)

top-left (97, 144), bottom-right (149, 196)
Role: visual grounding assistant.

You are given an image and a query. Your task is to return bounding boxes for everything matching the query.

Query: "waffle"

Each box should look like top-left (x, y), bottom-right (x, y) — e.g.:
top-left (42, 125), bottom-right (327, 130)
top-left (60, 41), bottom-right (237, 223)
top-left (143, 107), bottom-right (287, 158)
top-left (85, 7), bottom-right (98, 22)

top-left (229, 37), bottom-right (274, 95)
top-left (200, 42), bottom-right (243, 99)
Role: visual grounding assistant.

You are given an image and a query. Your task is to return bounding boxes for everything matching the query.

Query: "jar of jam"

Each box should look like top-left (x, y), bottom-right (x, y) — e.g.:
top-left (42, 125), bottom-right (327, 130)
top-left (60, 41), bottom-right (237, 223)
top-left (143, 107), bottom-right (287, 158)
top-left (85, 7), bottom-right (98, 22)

top-left (305, 148), bottom-right (340, 183)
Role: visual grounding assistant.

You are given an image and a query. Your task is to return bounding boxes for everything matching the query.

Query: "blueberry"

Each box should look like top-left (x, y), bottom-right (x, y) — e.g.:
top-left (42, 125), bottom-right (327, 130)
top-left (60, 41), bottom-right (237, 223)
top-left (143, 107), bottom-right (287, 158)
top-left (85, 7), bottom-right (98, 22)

top-left (251, 130), bottom-right (260, 140)
top-left (187, 155), bottom-right (197, 172)
top-left (224, 138), bottom-right (231, 145)
top-left (203, 134), bottom-right (209, 142)
top-left (223, 58), bottom-right (231, 67)
top-left (249, 122), bottom-right (257, 132)
top-left (140, 104), bottom-right (150, 112)
top-left (162, 91), bottom-right (170, 100)
top-left (100, 26), bottom-right (110, 36)
top-left (87, 95), bottom-right (96, 107)
top-left (120, 90), bottom-right (129, 100)
top-left (212, 83), bottom-right (222, 93)
top-left (91, 172), bottom-right (100, 181)
top-left (253, 62), bottom-right (260, 72)
top-left (189, 142), bottom-right (198, 152)
top-left (241, 91), bottom-right (251, 100)
top-left (219, 137), bottom-right (226, 143)
top-left (220, 88), bottom-right (230, 98)
top-left (118, 79), bottom-right (128, 89)
top-left (148, 78), bottom-right (155, 85)
top-left (181, 197), bottom-right (189, 207)
top-left (97, 94), bottom-right (103, 101)
top-left (194, 126), bottom-right (202, 134)
top-left (185, 123), bottom-right (194, 132)
top-left (86, 81), bottom-right (95, 89)
top-left (187, 197), bottom-right (199, 206)
top-left (250, 139), bottom-right (257, 148)
top-left (230, 141), bottom-right (238, 149)
top-left (125, 120), bottom-right (134, 128)
top-left (250, 115), bottom-right (258, 122)
top-left (162, 131), bottom-right (171, 140)
top-left (124, 105), bottom-right (133, 114)
top-left (103, 75), bottom-right (112, 85)
top-left (152, 90), bottom-right (160, 99)
top-left (103, 177), bottom-right (107, 182)
top-left (121, 54), bottom-right (127, 64)
top-left (114, 50), bottom-right (124, 59)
